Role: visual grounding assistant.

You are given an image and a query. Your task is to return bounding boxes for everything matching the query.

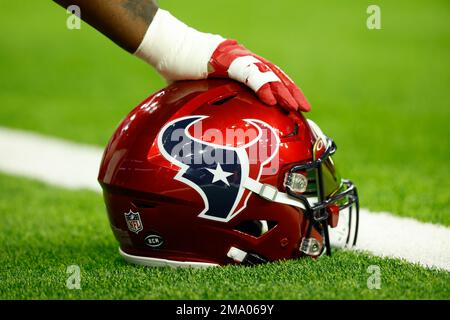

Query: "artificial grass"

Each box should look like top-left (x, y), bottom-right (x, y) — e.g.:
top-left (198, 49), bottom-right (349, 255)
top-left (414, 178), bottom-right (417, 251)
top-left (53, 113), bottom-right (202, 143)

top-left (0, 173), bottom-right (448, 299)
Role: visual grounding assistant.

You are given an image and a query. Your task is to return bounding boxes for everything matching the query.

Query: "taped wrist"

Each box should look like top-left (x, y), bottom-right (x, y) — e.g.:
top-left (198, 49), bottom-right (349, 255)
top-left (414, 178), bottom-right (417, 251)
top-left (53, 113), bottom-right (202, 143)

top-left (134, 9), bottom-right (225, 81)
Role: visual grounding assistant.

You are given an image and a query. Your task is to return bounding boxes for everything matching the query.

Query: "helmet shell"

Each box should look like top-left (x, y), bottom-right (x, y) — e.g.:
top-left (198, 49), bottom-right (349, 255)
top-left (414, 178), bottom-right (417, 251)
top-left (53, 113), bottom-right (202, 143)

top-left (99, 79), bottom-right (319, 265)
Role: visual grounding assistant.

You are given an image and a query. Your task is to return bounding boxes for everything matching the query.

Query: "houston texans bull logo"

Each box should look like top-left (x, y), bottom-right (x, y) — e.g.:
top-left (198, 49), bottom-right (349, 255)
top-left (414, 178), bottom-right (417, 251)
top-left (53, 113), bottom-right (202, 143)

top-left (157, 116), bottom-right (280, 222)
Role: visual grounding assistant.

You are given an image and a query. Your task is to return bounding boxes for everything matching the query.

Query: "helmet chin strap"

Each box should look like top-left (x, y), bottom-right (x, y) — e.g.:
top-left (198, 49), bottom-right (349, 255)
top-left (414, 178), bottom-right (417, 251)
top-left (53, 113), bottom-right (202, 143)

top-left (243, 178), bottom-right (307, 210)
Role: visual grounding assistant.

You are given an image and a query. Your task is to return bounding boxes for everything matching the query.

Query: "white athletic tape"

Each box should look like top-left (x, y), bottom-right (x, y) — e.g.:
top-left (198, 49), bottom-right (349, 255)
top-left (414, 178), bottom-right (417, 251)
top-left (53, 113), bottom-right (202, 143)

top-left (134, 9), bottom-right (224, 81)
top-left (228, 56), bottom-right (280, 92)
top-left (0, 126), bottom-right (449, 271)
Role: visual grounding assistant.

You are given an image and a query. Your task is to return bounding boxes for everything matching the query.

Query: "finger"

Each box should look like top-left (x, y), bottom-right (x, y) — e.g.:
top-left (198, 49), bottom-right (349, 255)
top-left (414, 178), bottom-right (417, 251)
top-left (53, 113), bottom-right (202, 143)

top-left (270, 82), bottom-right (298, 111)
top-left (268, 63), bottom-right (311, 112)
top-left (288, 84), bottom-right (311, 112)
top-left (248, 60), bottom-right (297, 109)
top-left (256, 83), bottom-right (277, 105)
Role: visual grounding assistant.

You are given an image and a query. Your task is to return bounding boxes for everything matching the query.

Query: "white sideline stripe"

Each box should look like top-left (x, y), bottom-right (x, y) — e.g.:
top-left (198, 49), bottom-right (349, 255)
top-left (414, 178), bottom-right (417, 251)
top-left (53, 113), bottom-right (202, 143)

top-left (0, 127), bottom-right (449, 271)
top-left (0, 127), bottom-right (102, 192)
top-left (356, 210), bottom-right (449, 270)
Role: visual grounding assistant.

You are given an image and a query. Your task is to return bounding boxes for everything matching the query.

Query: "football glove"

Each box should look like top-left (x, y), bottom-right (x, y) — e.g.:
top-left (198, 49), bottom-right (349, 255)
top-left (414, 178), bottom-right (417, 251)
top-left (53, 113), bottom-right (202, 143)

top-left (135, 9), bottom-right (310, 112)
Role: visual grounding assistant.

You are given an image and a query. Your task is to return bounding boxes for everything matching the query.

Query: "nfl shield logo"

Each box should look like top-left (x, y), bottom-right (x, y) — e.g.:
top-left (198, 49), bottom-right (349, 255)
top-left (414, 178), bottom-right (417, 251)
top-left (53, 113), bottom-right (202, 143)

top-left (124, 210), bottom-right (143, 234)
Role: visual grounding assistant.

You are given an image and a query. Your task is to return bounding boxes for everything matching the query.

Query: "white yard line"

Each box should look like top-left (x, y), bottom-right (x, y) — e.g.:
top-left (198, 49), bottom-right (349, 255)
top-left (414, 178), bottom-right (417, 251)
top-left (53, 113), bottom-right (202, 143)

top-left (0, 127), bottom-right (449, 271)
top-left (0, 127), bottom-right (102, 192)
top-left (356, 210), bottom-right (449, 270)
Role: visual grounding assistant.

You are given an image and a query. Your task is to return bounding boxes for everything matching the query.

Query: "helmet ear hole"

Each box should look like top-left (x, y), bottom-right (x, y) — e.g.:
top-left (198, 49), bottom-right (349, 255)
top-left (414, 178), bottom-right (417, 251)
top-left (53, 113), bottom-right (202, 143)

top-left (234, 220), bottom-right (278, 238)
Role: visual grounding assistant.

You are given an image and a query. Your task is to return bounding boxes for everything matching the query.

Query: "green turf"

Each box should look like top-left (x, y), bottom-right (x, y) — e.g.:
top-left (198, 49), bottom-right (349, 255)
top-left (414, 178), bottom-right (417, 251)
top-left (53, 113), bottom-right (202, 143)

top-left (0, 1), bottom-right (449, 226)
top-left (0, 0), bottom-right (449, 300)
top-left (0, 173), bottom-right (448, 300)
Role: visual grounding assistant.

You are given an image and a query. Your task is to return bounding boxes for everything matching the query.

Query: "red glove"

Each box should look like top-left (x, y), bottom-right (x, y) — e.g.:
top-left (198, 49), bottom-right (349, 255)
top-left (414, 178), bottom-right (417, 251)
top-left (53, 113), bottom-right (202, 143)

top-left (208, 40), bottom-right (311, 112)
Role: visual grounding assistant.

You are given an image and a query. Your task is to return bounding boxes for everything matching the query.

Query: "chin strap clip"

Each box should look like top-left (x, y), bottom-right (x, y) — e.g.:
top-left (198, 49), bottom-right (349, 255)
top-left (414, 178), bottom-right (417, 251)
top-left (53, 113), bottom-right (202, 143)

top-left (227, 247), bottom-right (267, 266)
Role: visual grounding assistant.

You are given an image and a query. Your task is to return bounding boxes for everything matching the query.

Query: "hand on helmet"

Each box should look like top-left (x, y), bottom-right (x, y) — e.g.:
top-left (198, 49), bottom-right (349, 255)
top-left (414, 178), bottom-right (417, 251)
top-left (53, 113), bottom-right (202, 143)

top-left (208, 40), bottom-right (310, 112)
top-left (134, 10), bottom-right (310, 112)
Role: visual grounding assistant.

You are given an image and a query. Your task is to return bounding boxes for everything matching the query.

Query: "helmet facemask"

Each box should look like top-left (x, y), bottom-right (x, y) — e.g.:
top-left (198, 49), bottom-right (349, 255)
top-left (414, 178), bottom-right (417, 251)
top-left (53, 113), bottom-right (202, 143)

top-left (283, 121), bottom-right (360, 257)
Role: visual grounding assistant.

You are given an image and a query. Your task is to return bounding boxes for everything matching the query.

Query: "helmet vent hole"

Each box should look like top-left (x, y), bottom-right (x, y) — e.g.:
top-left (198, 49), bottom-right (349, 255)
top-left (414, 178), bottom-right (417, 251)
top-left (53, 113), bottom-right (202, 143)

top-left (234, 220), bottom-right (277, 238)
top-left (132, 199), bottom-right (158, 209)
top-left (282, 123), bottom-right (299, 138)
top-left (211, 94), bottom-right (237, 106)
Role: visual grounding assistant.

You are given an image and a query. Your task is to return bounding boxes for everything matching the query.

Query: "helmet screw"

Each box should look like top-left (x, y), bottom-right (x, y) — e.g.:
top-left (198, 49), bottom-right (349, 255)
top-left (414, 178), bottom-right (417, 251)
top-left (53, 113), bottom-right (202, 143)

top-left (280, 238), bottom-right (289, 247)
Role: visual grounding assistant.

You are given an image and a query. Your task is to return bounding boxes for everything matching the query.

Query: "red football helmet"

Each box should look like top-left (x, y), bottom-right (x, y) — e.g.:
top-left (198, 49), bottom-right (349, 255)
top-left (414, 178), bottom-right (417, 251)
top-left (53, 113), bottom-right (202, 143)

top-left (98, 79), bottom-right (359, 267)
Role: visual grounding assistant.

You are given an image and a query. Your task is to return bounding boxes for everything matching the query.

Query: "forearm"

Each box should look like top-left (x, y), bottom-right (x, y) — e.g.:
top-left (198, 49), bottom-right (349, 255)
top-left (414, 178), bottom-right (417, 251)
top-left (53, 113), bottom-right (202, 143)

top-left (53, 0), bottom-right (158, 53)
